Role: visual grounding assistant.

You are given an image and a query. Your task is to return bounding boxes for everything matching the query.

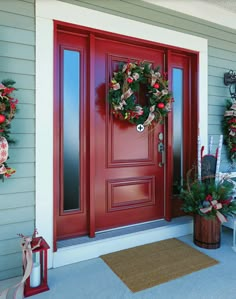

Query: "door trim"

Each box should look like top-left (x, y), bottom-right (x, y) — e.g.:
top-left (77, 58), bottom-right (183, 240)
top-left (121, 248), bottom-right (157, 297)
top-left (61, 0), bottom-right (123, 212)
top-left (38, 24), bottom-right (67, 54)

top-left (36, 0), bottom-right (208, 265)
top-left (89, 33), bottom-right (96, 238)
top-left (54, 23), bottom-right (197, 240)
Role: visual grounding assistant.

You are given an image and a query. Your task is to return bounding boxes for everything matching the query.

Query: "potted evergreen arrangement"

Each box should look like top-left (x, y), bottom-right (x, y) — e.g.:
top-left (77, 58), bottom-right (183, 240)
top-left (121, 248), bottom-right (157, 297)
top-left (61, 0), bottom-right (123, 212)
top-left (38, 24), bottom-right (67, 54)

top-left (180, 168), bottom-right (236, 249)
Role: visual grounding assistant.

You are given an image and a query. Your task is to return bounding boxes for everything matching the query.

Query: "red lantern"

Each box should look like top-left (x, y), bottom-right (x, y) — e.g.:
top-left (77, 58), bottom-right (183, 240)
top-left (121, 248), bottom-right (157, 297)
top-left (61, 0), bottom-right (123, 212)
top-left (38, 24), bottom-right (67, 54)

top-left (157, 102), bottom-right (165, 109)
top-left (24, 237), bottom-right (50, 297)
top-left (0, 114), bottom-right (6, 124)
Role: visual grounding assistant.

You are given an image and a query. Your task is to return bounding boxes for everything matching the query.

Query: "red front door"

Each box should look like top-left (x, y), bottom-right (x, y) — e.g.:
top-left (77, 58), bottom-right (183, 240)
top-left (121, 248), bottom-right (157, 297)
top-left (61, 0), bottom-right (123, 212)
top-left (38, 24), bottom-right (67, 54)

top-left (94, 38), bottom-right (165, 230)
top-left (54, 23), bottom-right (198, 244)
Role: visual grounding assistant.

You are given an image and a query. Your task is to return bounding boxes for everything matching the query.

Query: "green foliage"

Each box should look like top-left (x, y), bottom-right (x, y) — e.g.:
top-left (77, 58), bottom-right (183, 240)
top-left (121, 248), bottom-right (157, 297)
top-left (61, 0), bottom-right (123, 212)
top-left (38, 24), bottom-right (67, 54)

top-left (1, 79), bottom-right (16, 88)
top-left (180, 169), bottom-right (236, 220)
top-left (222, 98), bottom-right (236, 162)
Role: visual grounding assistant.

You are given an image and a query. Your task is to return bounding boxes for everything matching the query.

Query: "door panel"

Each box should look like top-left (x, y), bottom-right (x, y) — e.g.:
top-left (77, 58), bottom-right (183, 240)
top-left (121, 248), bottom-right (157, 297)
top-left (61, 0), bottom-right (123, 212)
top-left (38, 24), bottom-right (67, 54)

top-left (169, 52), bottom-right (198, 217)
top-left (170, 53), bottom-right (195, 182)
top-left (109, 118), bottom-right (154, 165)
top-left (94, 38), bottom-right (165, 230)
top-left (55, 32), bottom-right (89, 239)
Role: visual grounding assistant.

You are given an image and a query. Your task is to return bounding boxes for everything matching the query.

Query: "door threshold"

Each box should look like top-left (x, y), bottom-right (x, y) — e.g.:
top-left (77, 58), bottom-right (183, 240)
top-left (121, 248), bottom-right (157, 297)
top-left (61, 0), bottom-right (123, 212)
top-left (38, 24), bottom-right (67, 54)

top-left (53, 216), bottom-right (193, 268)
top-left (57, 218), bottom-right (166, 249)
top-left (98, 218), bottom-right (164, 234)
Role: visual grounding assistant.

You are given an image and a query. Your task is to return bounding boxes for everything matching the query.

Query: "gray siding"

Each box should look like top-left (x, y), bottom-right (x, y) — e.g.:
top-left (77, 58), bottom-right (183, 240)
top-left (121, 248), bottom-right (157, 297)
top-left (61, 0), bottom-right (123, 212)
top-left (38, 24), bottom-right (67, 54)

top-left (61, 0), bottom-right (236, 171)
top-left (0, 0), bottom-right (35, 280)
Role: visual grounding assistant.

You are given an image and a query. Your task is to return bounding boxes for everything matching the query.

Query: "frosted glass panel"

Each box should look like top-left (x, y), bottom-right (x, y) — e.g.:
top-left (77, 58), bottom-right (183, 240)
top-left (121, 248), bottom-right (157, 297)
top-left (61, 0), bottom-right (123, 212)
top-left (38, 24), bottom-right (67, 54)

top-left (172, 68), bottom-right (183, 192)
top-left (63, 50), bottom-right (80, 211)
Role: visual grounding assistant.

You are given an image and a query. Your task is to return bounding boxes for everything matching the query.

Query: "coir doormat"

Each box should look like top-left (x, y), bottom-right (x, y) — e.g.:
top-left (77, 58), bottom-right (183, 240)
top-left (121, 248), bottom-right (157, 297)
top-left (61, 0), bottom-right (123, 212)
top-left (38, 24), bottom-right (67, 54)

top-left (100, 238), bottom-right (218, 292)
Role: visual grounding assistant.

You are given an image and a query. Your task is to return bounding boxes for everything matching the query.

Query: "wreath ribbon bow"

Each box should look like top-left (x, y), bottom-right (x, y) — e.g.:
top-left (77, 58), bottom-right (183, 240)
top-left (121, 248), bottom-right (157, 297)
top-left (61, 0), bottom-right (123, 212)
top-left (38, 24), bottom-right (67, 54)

top-left (224, 102), bottom-right (236, 117)
top-left (224, 110), bottom-right (236, 117)
top-left (143, 105), bottom-right (156, 126)
top-left (121, 88), bottom-right (133, 100)
top-left (200, 199), bottom-right (227, 223)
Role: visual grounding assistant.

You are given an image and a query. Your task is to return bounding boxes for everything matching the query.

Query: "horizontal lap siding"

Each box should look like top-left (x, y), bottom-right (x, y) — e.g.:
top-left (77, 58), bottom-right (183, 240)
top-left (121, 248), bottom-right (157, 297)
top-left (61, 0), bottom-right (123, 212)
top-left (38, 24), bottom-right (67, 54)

top-left (0, 0), bottom-right (35, 280)
top-left (61, 0), bottom-right (236, 171)
top-left (1, 0), bottom-right (234, 281)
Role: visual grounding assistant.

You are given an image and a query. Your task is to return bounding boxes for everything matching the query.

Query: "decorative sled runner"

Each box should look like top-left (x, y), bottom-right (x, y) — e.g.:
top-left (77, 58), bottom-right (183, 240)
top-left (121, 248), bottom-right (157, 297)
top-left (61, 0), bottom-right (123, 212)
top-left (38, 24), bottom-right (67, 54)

top-left (198, 135), bottom-right (223, 181)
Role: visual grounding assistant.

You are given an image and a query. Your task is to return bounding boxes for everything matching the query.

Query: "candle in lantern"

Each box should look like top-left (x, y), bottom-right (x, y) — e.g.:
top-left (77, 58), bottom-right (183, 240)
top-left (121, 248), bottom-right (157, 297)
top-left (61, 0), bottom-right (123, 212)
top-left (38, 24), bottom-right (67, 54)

top-left (30, 262), bottom-right (41, 288)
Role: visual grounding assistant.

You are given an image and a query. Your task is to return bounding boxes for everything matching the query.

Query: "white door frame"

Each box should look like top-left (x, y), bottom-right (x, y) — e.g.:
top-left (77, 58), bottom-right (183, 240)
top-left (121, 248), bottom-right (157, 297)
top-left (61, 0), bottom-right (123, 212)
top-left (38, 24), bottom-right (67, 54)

top-left (36, 0), bottom-right (208, 268)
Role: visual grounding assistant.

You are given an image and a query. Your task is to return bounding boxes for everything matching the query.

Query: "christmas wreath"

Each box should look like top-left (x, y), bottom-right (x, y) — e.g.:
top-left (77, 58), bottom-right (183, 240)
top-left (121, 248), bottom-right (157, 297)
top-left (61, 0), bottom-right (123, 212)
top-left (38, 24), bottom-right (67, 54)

top-left (222, 98), bottom-right (236, 162)
top-left (109, 61), bottom-right (172, 126)
top-left (0, 79), bottom-right (18, 179)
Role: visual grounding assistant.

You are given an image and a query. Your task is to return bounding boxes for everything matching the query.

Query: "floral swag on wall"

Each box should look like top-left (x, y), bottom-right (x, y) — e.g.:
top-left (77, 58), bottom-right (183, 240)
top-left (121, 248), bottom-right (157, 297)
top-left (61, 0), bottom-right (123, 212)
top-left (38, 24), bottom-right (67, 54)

top-left (223, 99), bottom-right (236, 163)
top-left (109, 61), bottom-right (172, 127)
top-left (0, 80), bottom-right (18, 179)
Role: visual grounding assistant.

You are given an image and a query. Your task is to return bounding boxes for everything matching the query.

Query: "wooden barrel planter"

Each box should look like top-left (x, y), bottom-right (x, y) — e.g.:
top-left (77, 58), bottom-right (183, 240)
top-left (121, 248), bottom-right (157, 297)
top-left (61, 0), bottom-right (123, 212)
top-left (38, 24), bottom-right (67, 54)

top-left (193, 214), bottom-right (221, 249)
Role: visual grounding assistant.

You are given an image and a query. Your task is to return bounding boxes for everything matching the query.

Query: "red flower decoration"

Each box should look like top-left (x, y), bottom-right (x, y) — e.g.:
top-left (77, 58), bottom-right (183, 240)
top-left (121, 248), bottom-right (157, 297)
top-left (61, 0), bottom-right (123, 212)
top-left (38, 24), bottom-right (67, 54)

top-left (206, 194), bottom-right (213, 201)
top-left (228, 118), bottom-right (236, 124)
top-left (127, 77), bottom-right (133, 83)
top-left (2, 87), bottom-right (15, 96)
top-left (153, 83), bottom-right (160, 89)
top-left (220, 199), bottom-right (231, 205)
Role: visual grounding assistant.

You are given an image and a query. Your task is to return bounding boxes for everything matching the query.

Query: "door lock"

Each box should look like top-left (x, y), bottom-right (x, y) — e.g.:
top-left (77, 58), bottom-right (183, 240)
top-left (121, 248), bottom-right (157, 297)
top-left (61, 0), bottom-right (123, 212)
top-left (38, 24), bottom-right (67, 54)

top-left (158, 142), bottom-right (165, 167)
top-left (158, 142), bottom-right (164, 152)
top-left (158, 132), bottom-right (164, 141)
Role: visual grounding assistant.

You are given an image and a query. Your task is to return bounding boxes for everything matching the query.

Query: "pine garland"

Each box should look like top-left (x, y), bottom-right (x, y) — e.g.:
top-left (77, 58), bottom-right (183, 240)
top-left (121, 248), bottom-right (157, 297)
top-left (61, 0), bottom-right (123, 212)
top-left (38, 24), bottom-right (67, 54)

top-left (0, 79), bottom-right (18, 179)
top-left (222, 98), bottom-right (236, 162)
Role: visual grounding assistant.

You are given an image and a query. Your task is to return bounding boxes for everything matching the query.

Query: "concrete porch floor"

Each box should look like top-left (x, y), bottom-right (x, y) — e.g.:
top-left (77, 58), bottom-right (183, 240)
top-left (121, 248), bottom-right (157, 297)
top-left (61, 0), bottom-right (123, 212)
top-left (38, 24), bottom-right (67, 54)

top-left (1, 227), bottom-right (236, 299)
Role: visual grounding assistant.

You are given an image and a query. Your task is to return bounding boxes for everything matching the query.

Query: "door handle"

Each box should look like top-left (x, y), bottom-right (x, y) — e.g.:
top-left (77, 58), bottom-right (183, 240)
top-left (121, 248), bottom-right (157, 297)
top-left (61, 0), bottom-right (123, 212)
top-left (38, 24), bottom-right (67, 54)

top-left (158, 142), bottom-right (165, 167)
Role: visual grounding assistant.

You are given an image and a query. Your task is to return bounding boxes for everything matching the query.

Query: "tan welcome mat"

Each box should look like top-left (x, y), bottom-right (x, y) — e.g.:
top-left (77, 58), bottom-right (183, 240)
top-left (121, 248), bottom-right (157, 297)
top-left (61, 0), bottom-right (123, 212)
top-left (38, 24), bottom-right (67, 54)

top-left (100, 238), bottom-right (218, 292)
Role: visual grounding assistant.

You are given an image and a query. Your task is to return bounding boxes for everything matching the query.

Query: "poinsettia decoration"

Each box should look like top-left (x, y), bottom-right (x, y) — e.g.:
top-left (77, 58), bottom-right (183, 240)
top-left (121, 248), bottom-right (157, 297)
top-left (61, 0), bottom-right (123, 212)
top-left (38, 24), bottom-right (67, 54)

top-left (0, 79), bottom-right (18, 179)
top-left (109, 61), bottom-right (172, 126)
